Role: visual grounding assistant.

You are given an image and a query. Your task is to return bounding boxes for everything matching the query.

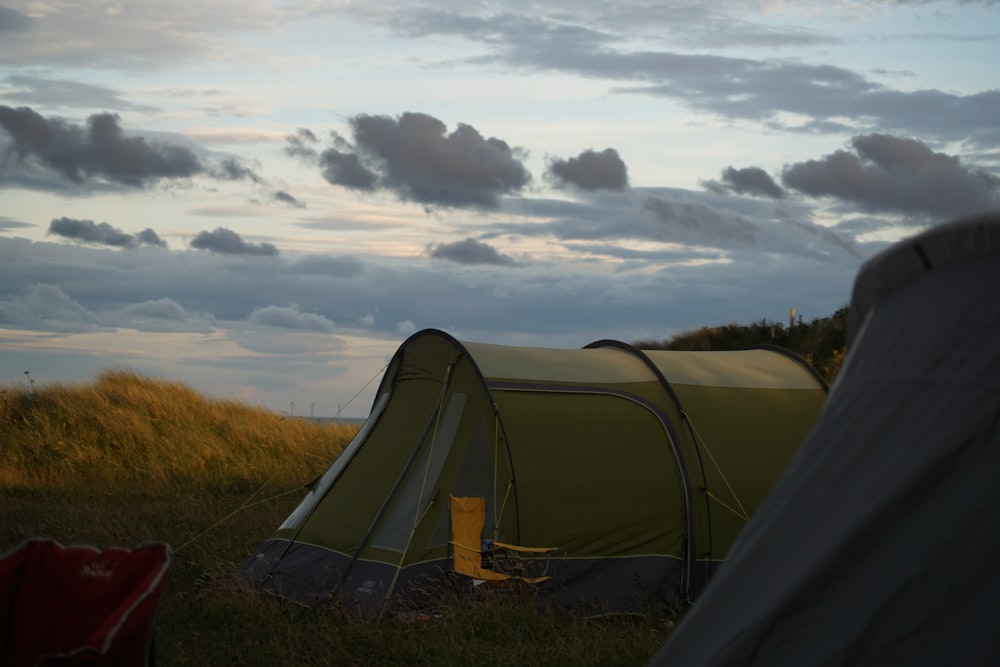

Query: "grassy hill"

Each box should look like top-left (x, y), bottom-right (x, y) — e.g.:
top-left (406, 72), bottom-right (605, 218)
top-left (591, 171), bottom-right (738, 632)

top-left (1, 369), bottom-right (356, 493)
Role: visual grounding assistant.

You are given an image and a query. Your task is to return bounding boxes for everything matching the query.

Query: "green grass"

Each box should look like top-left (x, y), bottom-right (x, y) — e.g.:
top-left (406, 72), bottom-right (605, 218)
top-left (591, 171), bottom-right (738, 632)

top-left (1, 371), bottom-right (674, 666)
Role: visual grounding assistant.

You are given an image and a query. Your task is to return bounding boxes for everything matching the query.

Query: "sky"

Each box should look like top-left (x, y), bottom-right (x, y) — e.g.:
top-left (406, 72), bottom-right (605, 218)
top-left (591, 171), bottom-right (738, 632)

top-left (1, 0), bottom-right (998, 418)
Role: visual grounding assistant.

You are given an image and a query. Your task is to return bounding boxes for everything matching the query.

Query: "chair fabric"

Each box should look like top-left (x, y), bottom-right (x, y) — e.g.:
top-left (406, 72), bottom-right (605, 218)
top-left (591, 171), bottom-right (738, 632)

top-left (449, 496), bottom-right (552, 584)
top-left (0, 539), bottom-right (171, 666)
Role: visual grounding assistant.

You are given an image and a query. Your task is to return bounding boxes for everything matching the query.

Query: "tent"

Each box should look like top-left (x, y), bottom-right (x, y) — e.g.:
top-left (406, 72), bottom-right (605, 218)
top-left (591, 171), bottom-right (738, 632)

top-left (241, 332), bottom-right (828, 615)
top-left (649, 211), bottom-right (1000, 666)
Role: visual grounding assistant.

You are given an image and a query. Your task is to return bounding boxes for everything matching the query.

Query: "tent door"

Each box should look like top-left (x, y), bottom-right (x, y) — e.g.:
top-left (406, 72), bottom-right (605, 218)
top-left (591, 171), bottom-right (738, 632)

top-left (449, 496), bottom-right (553, 584)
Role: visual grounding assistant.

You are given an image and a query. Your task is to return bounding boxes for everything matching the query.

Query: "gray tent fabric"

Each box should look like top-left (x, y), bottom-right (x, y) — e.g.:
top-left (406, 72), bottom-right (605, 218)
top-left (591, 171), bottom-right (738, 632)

top-left (650, 211), bottom-right (1000, 667)
top-left (847, 210), bottom-right (1000, 343)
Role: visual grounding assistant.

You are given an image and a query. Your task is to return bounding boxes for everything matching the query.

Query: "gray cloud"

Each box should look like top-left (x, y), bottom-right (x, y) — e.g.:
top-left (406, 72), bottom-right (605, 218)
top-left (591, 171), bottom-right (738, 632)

top-left (0, 215), bottom-right (33, 231)
top-left (0, 106), bottom-right (203, 189)
top-left (488, 187), bottom-right (859, 261)
top-left (560, 240), bottom-right (719, 264)
top-left (427, 238), bottom-right (517, 265)
top-left (273, 190), bottom-right (305, 208)
top-left (300, 112), bottom-right (532, 209)
top-left (318, 148), bottom-right (378, 190)
top-left (778, 216), bottom-right (863, 260)
top-left (548, 148), bottom-right (629, 191)
top-left (0, 5), bottom-right (31, 32)
top-left (633, 61), bottom-right (998, 148)
top-left (782, 133), bottom-right (1000, 219)
top-left (189, 227), bottom-right (279, 256)
top-left (248, 304), bottom-right (335, 332)
top-left (0, 225), bottom-right (858, 395)
top-left (623, 57), bottom-right (996, 145)
top-left (48, 216), bottom-right (167, 249)
top-left (0, 2), bottom-right (282, 70)
top-left (109, 296), bottom-right (218, 333)
top-left (394, 8), bottom-right (998, 147)
top-left (136, 228), bottom-right (167, 247)
top-left (213, 157), bottom-right (262, 183)
top-left (642, 195), bottom-right (759, 248)
top-left (703, 166), bottom-right (785, 200)
top-left (0, 283), bottom-right (102, 330)
top-left (1, 75), bottom-right (156, 112)
top-left (0, 236), bottom-right (363, 330)
top-left (288, 255), bottom-right (365, 278)
top-left (120, 297), bottom-right (187, 321)
top-left (285, 128), bottom-right (319, 159)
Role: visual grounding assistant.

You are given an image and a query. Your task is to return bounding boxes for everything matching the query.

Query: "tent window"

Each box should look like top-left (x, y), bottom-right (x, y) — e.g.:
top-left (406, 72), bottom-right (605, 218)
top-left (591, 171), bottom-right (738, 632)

top-left (279, 392), bottom-right (390, 531)
top-left (371, 393), bottom-right (467, 552)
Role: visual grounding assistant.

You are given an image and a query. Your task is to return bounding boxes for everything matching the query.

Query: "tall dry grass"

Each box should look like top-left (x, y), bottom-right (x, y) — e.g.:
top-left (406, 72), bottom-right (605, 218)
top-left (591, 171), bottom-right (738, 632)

top-left (0, 370), bottom-right (355, 492)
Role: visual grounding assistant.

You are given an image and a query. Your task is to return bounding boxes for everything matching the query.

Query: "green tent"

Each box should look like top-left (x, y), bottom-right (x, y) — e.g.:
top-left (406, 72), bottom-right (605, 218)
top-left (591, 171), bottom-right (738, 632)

top-left (242, 330), bottom-right (827, 614)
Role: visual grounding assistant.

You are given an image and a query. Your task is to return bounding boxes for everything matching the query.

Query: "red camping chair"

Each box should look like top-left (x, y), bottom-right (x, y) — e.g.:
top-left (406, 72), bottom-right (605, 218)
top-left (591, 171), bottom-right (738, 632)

top-left (0, 539), bottom-right (171, 666)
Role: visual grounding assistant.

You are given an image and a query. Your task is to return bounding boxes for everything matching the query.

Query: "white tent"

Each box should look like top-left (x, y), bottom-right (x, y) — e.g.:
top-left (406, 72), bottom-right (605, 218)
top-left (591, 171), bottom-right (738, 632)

top-left (650, 211), bottom-right (1000, 666)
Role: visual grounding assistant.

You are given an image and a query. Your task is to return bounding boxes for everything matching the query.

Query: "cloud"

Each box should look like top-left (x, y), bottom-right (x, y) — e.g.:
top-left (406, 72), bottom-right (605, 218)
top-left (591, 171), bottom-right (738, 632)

top-left (0, 5), bottom-right (31, 32)
top-left (286, 129), bottom-right (378, 189)
top-left (427, 238), bottom-right (517, 265)
top-left (318, 148), bottom-right (378, 190)
top-left (110, 296), bottom-right (217, 333)
top-left (189, 227), bottom-right (279, 256)
top-left (642, 195), bottom-right (758, 248)
top-left (703, 166), bottom-right (784, 200)
top-left (0, 75), bottom-right (156, 111)
top-left (285, 128), bottom-right (319, 159)
top-left (0, 106), bottom-right (203, 189)
top-left (782, 133), bottom-right (1000, 219)
top-left (298, 112), bottom-right (532, 209)
top-left (136, 228), bottom-right (167, 247)
top-left (395, 8), bottom-right (997, 147)
top-left (0, 215), bottom-right (33, 231)
top-left (247, 304), bottom-right (335, 332)
top-left (48, 216), bottom-right (167, 249)
top-left (777, 216), bottom-right (862, 260)
top-left (489, 189), bottom-right (764, 252)
top-left (397, 4), bottom-right (841, 53)
top-left (212, 157), bottom-right (262, 183)
top-left (273, 190), bottom-right (305, 208)
top-left (120, 297), bottom-right (188, 320)
top-left (0, 283), bottom-right (102, 330)
top-left (289, 255), bottom-right (364, 278)
top-left (0, 228), bottom-right (858, 389)
top-left (548, 148), bottom-right (629, 191)
top-left (0, 1), bottom-right (282, 70)
top-left (486, 186), bottom-right (859, 262)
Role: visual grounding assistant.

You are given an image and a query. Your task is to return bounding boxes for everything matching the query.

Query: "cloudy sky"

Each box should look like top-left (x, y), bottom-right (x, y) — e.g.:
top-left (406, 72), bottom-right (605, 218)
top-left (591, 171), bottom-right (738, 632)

top-left (2, 1), bottom-right (998, 417)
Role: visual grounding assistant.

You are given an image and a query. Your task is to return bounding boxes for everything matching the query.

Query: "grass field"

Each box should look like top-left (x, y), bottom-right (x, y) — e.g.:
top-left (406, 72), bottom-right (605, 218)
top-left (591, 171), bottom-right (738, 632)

top-left (1, 371), bottom-right (674, 666)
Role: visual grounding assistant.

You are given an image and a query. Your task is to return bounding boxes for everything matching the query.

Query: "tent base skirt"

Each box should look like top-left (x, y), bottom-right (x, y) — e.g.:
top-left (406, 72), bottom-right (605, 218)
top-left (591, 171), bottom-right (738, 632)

top-left (241, 539), bottom-right (689, 617)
